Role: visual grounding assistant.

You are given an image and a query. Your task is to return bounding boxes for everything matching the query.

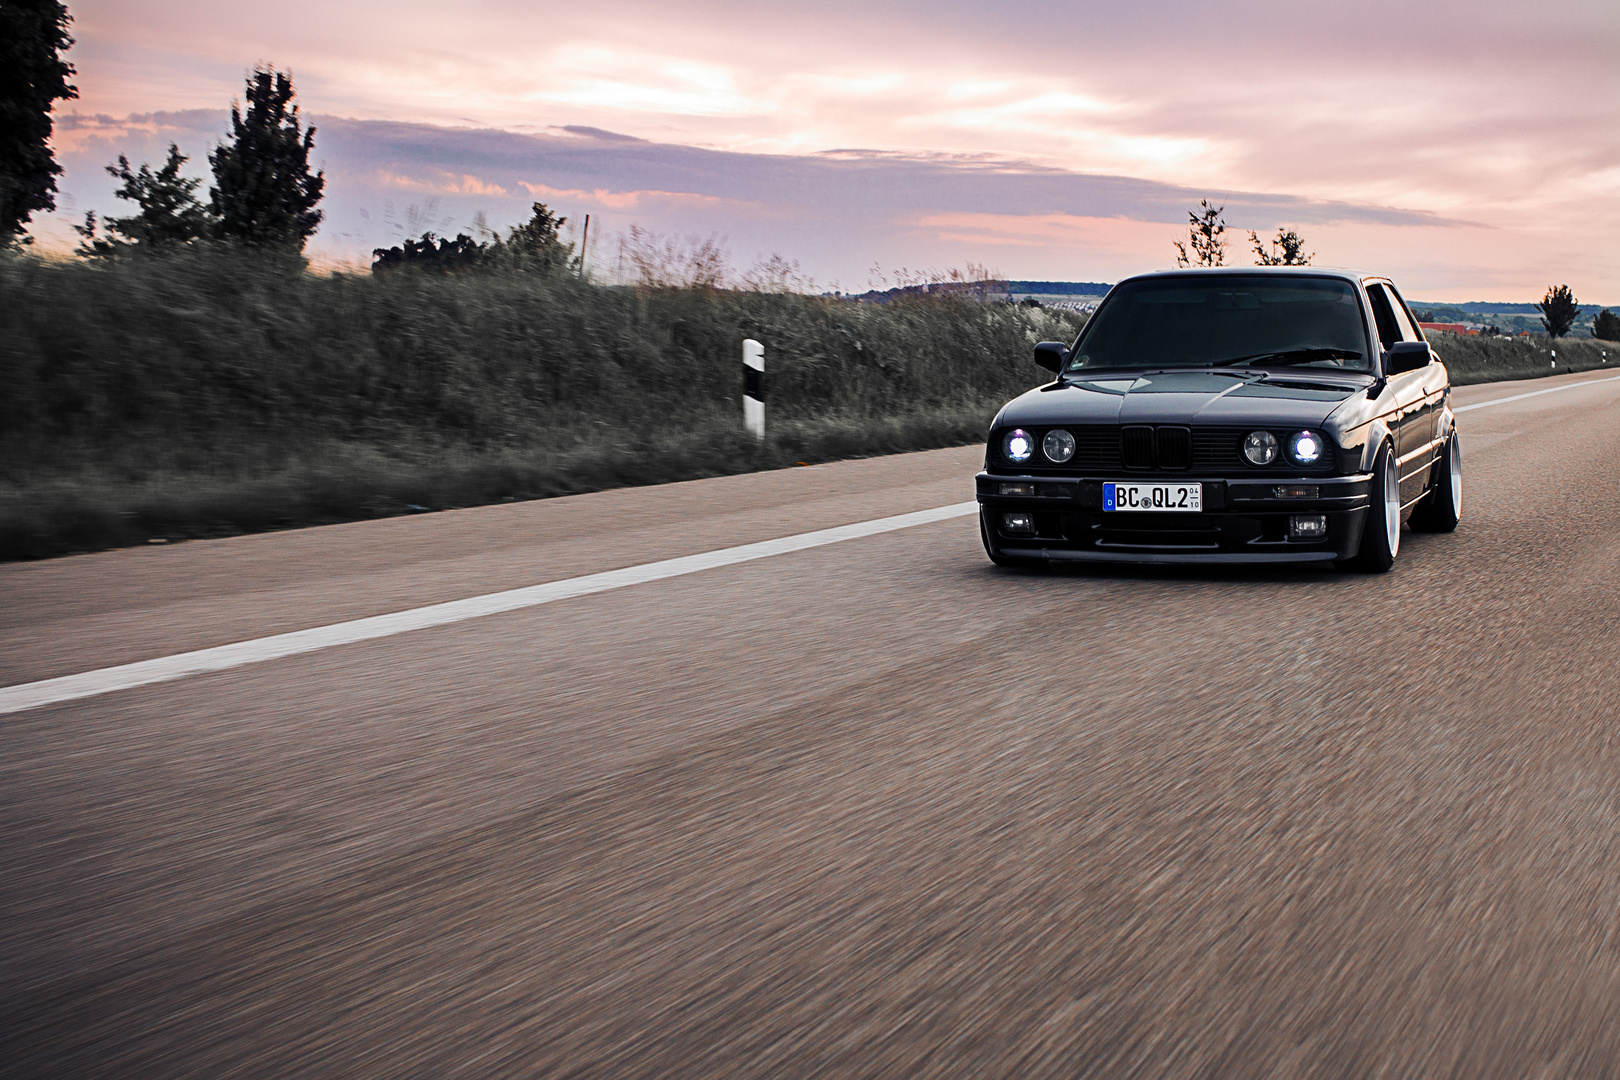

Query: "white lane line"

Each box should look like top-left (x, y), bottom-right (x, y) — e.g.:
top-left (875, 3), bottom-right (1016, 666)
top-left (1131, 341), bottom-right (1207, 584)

top-left (0, 501), bottom-right (981, 716)
top-left (1454, 372), bottom-right (1620, 414)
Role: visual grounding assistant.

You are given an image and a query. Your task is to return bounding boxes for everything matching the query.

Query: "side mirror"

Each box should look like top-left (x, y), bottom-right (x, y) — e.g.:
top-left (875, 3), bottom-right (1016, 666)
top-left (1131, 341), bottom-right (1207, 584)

top-left (1034, 341), bottom-right (1070, 374)
top-left (1384, 341), bottom-right (1432, 375)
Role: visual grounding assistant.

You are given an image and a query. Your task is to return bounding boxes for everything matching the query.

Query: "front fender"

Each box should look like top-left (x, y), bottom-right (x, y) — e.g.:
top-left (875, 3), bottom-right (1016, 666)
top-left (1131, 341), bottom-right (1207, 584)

top-left (1354, 419), bottom-right (1396, 472)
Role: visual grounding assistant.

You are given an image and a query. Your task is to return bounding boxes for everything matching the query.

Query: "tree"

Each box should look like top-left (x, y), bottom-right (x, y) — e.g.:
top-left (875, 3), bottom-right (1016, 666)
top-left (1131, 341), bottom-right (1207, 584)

top-left (1537, 284), bottom-right (1579, 338)
top-left (501, 201), bottom-right (574, 272)
top-left (1250, 227), bottom-right (1313, 266)
top-left (1173, 201), bottom-right (1226, 267)
top-left (1594, 309), bottom-right (1620, 342)
top-left (208, 66), bottom-right (324, 250)
top-left (73, 144), bottom-right (212, 255)
top-left (0, 0), bottom-right (78, 246)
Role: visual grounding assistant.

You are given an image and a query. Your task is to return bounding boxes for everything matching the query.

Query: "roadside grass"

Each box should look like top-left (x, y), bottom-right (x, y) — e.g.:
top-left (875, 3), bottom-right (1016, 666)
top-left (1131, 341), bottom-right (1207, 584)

top-left (0, 407), bottom-right (1001, 559)
top-left (1, 248), bottom-right (1076, 559)
top-left (1429, 331), bottom-right (1618, 384)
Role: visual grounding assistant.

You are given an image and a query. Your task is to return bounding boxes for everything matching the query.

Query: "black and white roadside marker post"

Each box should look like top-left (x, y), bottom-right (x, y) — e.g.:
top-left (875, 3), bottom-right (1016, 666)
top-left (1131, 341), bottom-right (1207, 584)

top-left (743, 338), bottom-right (764, 439)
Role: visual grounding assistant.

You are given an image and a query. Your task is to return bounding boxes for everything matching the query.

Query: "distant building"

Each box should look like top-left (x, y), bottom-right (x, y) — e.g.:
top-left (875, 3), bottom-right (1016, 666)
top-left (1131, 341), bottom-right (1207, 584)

top-left (1419, 322), bottom-right (1477, 336)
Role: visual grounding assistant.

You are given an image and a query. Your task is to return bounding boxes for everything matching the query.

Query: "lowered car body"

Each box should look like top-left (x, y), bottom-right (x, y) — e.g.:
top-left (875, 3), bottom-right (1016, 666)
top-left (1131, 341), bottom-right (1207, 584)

top-left (976, 268), bottom-right (1461, 570)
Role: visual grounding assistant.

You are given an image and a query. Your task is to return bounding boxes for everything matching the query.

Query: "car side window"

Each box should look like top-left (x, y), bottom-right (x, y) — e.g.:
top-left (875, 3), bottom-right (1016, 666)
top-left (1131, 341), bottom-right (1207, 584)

top-left (1385, 285), bottom-right (1426, 342)
top-left (1365, 283), bottom-right (1403, 350)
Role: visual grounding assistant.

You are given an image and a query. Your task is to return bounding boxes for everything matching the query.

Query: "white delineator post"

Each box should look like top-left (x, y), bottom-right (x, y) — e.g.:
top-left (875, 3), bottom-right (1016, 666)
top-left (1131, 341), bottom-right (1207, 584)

top-left (743, 338), bottom-right (765, 439)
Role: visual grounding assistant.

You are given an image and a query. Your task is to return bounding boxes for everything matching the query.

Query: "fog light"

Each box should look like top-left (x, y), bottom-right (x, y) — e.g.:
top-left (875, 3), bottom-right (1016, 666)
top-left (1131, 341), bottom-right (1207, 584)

top-left (1289, 514), bottom-right (1328, 539)
top-left (1274, 485), bottom-right (1320, 499)
top-left (1001, 512), bottom-right (1036, 535)
top-left (999, 482), bottom-right (1036, 496)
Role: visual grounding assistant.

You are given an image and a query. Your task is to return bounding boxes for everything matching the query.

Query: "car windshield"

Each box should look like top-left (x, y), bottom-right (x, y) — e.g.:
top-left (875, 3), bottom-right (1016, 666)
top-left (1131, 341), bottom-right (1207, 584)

top-left (1066, 275), bottom-right (1371, 372)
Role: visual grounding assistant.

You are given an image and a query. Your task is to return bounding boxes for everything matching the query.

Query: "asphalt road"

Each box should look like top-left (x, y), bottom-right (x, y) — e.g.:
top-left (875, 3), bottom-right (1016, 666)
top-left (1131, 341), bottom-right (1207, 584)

top-left (4, 370), bottom-right (1620, 1078)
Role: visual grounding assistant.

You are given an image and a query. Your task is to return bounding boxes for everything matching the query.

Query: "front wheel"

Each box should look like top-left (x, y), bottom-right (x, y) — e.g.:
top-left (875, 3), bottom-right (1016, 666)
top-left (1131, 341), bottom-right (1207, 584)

top-left (1410, 432), bottom-right (1461, 533)
top-left (1352, 441), bottom-right (1400, 572)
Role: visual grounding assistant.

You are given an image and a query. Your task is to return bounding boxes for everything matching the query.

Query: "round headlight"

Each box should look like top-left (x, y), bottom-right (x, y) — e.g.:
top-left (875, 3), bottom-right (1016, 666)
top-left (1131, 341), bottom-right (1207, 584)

top-left (1288, 430), bottom-right (1325, 466)
top-left (1042, 428), bottom-right (1076, 463)
top-left (1003, 428), bottom-right (1034, 464)
top-left (1243, 430), bottom-right (1279, 466)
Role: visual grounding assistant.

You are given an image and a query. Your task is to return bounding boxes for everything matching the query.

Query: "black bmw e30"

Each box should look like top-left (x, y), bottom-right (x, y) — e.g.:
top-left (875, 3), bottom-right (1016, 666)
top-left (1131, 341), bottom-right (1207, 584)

top-left (976, 267), bottom-right (1462, 571)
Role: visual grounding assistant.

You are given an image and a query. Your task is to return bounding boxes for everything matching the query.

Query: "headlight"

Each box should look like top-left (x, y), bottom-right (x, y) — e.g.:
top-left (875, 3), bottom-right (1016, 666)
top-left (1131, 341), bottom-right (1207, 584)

top-left (1287, 430), bottom-right (1325, 466)
top-left (1243, 430), bottom-right (1279, 466)
top-left (1003, 428), bottom-right (1034, 464)
top-left (1042, 429), bottom-right (1076, 463)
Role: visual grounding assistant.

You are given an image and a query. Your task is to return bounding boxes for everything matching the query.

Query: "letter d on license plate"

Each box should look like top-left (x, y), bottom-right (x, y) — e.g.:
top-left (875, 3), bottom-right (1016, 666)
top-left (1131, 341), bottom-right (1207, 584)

top-left (1103, 482), bottom-right (1203, 512)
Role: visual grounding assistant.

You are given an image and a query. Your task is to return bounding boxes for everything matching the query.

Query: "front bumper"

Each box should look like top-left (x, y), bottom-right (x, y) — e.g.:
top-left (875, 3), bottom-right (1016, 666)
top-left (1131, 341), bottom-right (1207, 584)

top-left (976, 472), bottom-right (1372, 564)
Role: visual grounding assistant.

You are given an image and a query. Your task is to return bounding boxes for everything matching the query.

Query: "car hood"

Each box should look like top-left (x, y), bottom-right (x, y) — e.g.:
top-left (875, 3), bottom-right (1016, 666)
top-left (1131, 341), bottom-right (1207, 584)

top-left (994, 370), bottom-right (1370, 430)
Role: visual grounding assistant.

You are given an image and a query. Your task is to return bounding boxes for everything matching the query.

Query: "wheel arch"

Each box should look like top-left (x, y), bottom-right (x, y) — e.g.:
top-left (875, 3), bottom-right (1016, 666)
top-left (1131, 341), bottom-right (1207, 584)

top-left (1435, 404), bottom-right (1456, 443)
top-left (1356, 421), bottom-right (1397, 473)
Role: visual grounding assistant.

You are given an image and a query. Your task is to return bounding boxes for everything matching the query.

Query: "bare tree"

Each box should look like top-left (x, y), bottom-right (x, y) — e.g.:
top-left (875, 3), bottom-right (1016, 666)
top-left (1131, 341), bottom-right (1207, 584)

top-left (1250, 227), bottom-right (1313, 266)
top-left (1173, 201), bottom-right (1227, 267)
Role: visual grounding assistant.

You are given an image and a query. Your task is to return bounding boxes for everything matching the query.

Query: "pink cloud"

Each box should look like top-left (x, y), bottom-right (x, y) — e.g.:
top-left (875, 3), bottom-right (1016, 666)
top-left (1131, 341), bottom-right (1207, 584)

top-left (515, 181), bottom-right (730, 210)
top-left (377, 169), bottom-right (507, 197)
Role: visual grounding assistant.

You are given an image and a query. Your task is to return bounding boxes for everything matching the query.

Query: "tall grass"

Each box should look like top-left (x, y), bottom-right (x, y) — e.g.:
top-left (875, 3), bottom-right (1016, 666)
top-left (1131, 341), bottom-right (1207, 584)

top-left (0, 248), bottom-right (1083, 557)
top-left (1425, 330), bottom-right (1617, 384)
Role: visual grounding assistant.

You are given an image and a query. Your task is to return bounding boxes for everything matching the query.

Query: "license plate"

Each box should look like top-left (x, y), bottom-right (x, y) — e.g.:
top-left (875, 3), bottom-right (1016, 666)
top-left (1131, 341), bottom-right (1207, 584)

top-left (1104, 482), bottom-right (1202, 512)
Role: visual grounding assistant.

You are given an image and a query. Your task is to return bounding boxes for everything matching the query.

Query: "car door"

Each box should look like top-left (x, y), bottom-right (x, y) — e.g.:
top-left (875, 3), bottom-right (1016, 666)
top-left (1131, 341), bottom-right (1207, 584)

top-left (1366, 282), bottom-right (1431, 506)
top-left (1388, 280), bottom-right (1448, 456)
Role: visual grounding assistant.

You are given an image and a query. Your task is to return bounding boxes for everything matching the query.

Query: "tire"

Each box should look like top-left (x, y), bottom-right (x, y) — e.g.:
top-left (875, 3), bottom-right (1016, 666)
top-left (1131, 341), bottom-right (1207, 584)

top-left (980, 510), bottom-right (1045, 569)
top-left (1352, 441), bottom-right (1400, 572)
top-left (1410, 432), bottom-right (1461, 533)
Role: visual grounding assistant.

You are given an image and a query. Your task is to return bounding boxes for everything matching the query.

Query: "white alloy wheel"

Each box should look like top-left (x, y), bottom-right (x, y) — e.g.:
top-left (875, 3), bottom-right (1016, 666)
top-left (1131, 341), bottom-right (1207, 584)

top-left (1382, 446), bottom-right (1401, 557)
top-left (1351, 441), bottom-right (1400, 572)
top-left (1412, 432), bottom-right (1461, 533)
top-left (1446, 435), bottom-right (1462, 519)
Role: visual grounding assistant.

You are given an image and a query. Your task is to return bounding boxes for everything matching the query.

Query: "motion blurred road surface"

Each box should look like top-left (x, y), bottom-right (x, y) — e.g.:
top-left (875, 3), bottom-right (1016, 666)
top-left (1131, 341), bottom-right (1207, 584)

top-left (4, 371), bottom-right (1620, 1078)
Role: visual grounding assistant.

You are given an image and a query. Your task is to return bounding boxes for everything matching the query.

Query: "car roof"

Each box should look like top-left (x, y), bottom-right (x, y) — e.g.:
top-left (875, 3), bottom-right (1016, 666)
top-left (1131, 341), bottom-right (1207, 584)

top-left (1119, 266), bottom-right (1370, 286)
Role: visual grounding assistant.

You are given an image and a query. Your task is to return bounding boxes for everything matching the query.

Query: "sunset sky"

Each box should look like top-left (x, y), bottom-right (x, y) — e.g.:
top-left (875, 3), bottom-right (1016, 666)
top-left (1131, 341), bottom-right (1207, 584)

top-left (38, 0), bottom-right (1620, 300)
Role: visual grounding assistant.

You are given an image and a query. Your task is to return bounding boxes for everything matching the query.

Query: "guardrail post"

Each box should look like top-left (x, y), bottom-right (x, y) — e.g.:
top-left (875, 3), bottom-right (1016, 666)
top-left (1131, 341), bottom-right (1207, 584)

top-left (743, 339), bottom-right (764, 439)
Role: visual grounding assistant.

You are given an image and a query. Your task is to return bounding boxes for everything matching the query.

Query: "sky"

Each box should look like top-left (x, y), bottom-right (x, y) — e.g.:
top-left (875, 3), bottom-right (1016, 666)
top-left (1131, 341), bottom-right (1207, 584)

top-left (34, 0), bottom-right (1620, 301)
